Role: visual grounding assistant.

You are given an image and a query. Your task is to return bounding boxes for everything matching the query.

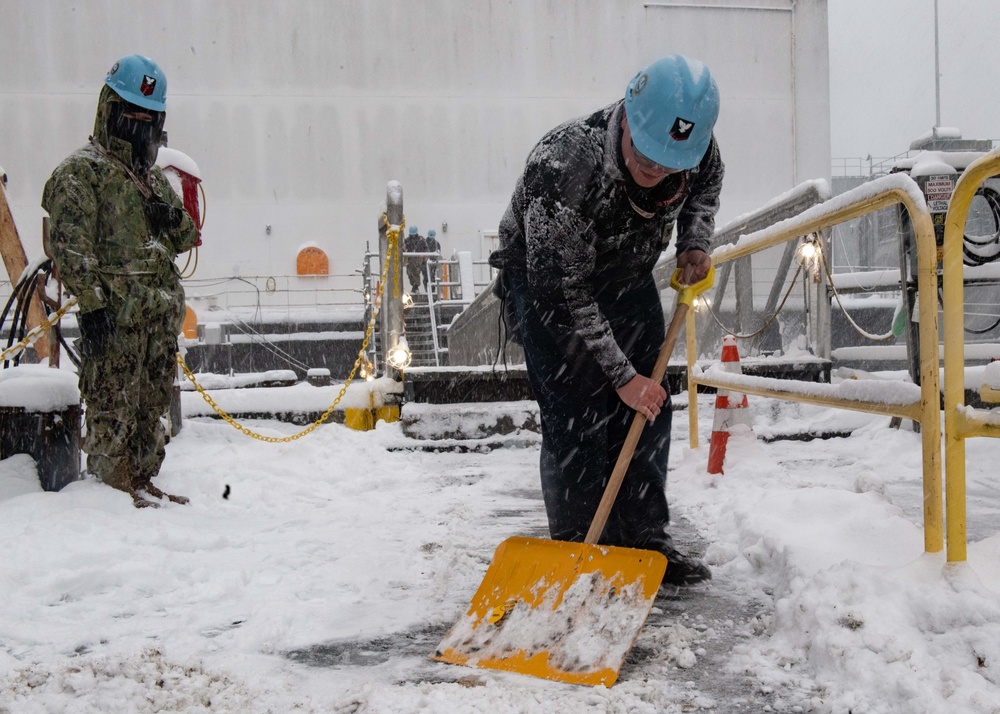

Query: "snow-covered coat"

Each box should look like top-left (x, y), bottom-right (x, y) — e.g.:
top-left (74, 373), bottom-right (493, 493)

top-left (42, 85), bottom-right (198, 325)
top-left (489, 100), bottom-right (724, 388)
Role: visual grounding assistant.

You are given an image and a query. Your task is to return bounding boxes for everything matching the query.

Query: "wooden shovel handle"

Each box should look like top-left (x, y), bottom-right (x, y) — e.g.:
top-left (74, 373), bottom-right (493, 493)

top-left (583, 266), bottom-right (714, 544)
top-left (583, 300), bottom-right (692, 545)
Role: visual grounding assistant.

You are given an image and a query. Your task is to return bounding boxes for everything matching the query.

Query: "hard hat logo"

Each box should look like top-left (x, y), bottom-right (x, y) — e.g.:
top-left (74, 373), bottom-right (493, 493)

top-left (109, 62), bottom-right (120, 77)
top-left (633, 73), bottom-right (648, 96)
top-left (140, 75), bottom-right (157, 97)
top-left (670, 117), bottom-right (695, 141)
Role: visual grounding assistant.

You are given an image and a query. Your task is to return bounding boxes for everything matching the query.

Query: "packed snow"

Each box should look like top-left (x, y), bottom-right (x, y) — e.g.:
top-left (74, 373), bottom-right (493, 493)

top-left (1, 377), bottom-right (999, 713)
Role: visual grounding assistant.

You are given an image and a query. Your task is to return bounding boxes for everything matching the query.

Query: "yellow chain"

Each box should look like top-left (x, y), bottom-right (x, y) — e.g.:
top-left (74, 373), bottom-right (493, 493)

top-left (177, 214), bottom-right (405, 442)
top-left (2, 236), bottom-right (408, 445)
top-left (1, 297), bottom-right (79, 362)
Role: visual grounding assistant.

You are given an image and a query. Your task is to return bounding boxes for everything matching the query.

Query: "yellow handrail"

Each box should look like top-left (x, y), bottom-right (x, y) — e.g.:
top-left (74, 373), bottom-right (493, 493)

top-left (942, 149), bottom-right (1000, 563)
top-left (688, 174), bottom-right (943, 555)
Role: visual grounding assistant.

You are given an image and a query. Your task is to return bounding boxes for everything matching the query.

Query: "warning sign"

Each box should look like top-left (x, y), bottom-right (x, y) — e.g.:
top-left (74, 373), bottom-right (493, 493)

top-left (924, 175), bottom-right (954, 213)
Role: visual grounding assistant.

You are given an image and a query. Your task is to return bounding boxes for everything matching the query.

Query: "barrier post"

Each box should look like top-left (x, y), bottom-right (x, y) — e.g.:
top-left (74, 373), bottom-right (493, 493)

top-left (942, 149), bottom-right (1000, 563)
top-left (686, 175), bottom-right (942, 554)
top-left (686, 307), bottom-right (699, 450)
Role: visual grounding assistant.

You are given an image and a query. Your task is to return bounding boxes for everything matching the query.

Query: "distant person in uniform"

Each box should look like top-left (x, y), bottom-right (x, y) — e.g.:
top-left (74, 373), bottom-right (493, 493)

top-left (42, 54), bottom-right (199, 508)
top-left (404, 225), bottom-right (425, 292)
top-left (423, 228), bottom-right (441, 293)
top-left (489, 55), bottom-right (722, 587)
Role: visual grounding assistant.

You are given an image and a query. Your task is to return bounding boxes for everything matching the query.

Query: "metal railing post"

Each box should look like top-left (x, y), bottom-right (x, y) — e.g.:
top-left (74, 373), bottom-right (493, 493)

top-left (942, 149), bottom-right (1000, 563)
top-left (380, 181), bottom-right (405, 380)
top-left (425, 258), bottom-right (442, 366)
top-left (686, 307), bottom-right (699, 449)
top-left (691, 174), bottom-right (943, 555)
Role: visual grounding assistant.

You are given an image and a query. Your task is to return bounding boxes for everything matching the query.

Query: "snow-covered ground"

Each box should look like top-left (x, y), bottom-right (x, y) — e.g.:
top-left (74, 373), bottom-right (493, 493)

top-left (1, 387), bottom-right (999, 713)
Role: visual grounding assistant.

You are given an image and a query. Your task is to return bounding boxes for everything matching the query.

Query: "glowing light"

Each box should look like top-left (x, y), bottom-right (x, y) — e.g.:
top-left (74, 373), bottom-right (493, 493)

top-left (798, 240), bottom-right (818, 261)
top-left (387, 336), bottom-right (412, 370)
top-left (358, 357), bottom-right (376, 381)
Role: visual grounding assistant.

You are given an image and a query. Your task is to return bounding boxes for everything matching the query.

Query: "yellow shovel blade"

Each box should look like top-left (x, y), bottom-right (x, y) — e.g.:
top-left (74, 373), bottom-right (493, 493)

top-left (432, 536), bottom-right (667, 687)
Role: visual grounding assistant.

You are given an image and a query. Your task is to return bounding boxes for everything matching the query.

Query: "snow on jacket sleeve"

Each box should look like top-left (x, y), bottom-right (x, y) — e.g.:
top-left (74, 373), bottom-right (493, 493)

top-left (42, 157), bottom-right (107, 314)
top-left (675, 135), bottom-right (724, 254)
top-left (521, 150), bottom-right (637, 389)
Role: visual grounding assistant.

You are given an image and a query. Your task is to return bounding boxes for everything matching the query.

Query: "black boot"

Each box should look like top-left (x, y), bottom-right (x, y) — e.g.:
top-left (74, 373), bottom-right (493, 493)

top-left (661, 549), bottom-right (712, 587)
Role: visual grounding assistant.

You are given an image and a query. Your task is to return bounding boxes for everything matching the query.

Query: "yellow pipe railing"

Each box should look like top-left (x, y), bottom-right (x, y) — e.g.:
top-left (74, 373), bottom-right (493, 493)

top-left (942, 149), bottom-right (1000, 563)
top-left (686, 308), bottom-right (699, 449)
top-left (687, 174), bottom-right (943, 554)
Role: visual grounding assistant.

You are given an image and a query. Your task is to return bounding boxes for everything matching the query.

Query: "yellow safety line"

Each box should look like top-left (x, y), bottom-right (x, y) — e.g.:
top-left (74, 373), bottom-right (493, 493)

top-left (1, 297), bottom-right (78, 362)
top-left (178, 216), bottom-right (404, 442)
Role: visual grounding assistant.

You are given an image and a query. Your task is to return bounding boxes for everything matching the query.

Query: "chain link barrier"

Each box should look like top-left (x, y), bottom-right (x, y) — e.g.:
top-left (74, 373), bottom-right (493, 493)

top-left (1, 297), bottom-right (78, 363)
top-left (177, 214), bottom-right (404, 442)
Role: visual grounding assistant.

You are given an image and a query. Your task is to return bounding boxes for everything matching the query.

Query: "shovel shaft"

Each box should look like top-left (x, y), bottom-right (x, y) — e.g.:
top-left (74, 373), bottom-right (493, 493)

top-left (584, 301), bottom-right (690, 545)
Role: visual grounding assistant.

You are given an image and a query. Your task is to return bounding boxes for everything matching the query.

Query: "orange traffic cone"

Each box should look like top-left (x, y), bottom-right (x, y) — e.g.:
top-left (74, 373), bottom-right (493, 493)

top-left (707, 335), bottom-right (753, 474)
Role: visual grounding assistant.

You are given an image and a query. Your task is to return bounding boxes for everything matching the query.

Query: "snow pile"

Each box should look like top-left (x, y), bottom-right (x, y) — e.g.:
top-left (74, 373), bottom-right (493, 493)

top-left (0, 365), bottom-right (79, 411)
top-left (0, 385), bottom-right (998, 712)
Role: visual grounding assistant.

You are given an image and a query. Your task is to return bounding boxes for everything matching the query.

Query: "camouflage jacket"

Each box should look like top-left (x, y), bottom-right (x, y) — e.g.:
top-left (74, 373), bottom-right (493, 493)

top-left (489, 100), bottom-right (724, 388)
top-left (42, 85), bottom-right (198, 325)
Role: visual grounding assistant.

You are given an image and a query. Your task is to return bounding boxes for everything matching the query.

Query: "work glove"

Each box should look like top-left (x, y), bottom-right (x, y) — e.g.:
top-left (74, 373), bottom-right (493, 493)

top-left (144, 197), bottom-right (184, 233)
top-left (77, 307), bottom-right (116, 359)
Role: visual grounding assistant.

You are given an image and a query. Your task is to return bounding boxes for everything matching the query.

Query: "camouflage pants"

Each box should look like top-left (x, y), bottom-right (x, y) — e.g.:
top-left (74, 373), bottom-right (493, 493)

top-left (405, 258), bottom-right (424, 292)
top-left (80, 317), bottom-right (179, 487)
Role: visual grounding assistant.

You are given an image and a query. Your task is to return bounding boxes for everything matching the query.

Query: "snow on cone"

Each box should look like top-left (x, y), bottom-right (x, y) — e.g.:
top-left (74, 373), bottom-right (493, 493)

top-left (707, 335), bottom-right (754, 474)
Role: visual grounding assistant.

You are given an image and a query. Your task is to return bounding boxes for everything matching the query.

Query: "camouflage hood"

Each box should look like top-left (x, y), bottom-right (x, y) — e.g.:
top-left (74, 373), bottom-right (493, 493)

top-left (93, 84), bottom-right (166, 173)
top-left (42, 85), bottom-right (199, 320)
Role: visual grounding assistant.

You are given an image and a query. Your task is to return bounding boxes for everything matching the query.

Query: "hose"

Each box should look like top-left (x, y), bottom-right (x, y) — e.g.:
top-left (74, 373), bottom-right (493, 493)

top-left (962, 186), bottom-right (1000, 266)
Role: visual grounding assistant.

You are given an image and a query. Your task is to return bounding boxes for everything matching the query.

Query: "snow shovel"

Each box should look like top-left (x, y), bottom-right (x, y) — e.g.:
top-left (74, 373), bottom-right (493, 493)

top-left (433, 267), bottom-right (715, 687)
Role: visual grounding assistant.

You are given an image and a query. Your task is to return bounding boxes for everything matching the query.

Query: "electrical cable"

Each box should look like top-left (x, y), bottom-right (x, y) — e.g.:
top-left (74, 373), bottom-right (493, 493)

top-left (12, 274), bottom-right (37, 366)
top-left (962, 187), bottom-right (1000, 246)
top-left (963, 186), bottom-right (1000, 266)
top-left (936, 284), bottom-right (1000, 335)
top-left (53, 319), bottom-right (81, 368)
top-left (704, 258), bottom-right (805, 340)
top-left (3, 268), bottom-right (40, 366)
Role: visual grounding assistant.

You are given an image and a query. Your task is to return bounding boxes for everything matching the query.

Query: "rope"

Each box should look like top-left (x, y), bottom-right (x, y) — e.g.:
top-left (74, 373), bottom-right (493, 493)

top-left (704, 259), bottom-right (805, 340)
top-left (227, 316), bottom-right (312, 373)
top-left (179, 246), bottom-right (198, 279)
top-left (177, 214), bottom-right (404, 442)
top-left (177, 183), bottom-right (207, 279)
top-left (819, 243), bottom-right (895, 343)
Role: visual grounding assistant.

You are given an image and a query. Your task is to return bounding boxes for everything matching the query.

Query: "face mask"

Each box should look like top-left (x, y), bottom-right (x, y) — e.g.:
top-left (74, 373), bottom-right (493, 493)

top-left (108, 100), bottom-right (164, 173)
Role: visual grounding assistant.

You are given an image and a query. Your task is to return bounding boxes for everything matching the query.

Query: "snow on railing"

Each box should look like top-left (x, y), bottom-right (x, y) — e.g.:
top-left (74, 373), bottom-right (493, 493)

top-left (694, 171), bottom-right (944, 556)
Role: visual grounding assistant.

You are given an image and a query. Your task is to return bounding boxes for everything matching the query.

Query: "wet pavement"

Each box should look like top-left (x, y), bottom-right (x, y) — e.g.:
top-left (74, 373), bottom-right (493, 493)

top-left (285, 491), bottom-right (783, 710)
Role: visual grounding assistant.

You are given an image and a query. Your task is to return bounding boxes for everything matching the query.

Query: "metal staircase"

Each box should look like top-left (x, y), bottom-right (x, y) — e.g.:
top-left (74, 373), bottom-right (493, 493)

top-left (404, 291), bottom-right (441, 367)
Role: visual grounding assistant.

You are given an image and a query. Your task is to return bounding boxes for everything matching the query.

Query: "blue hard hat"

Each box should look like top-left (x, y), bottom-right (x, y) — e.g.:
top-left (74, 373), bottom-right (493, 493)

top-left (409, 226), bottom-right (418, 234)
top-left (105, 54), bottom-right (167, 112)
top-left (427, 229), bottom-right (436, 237)
top-left (624, 54), bottom-right (720, 171)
